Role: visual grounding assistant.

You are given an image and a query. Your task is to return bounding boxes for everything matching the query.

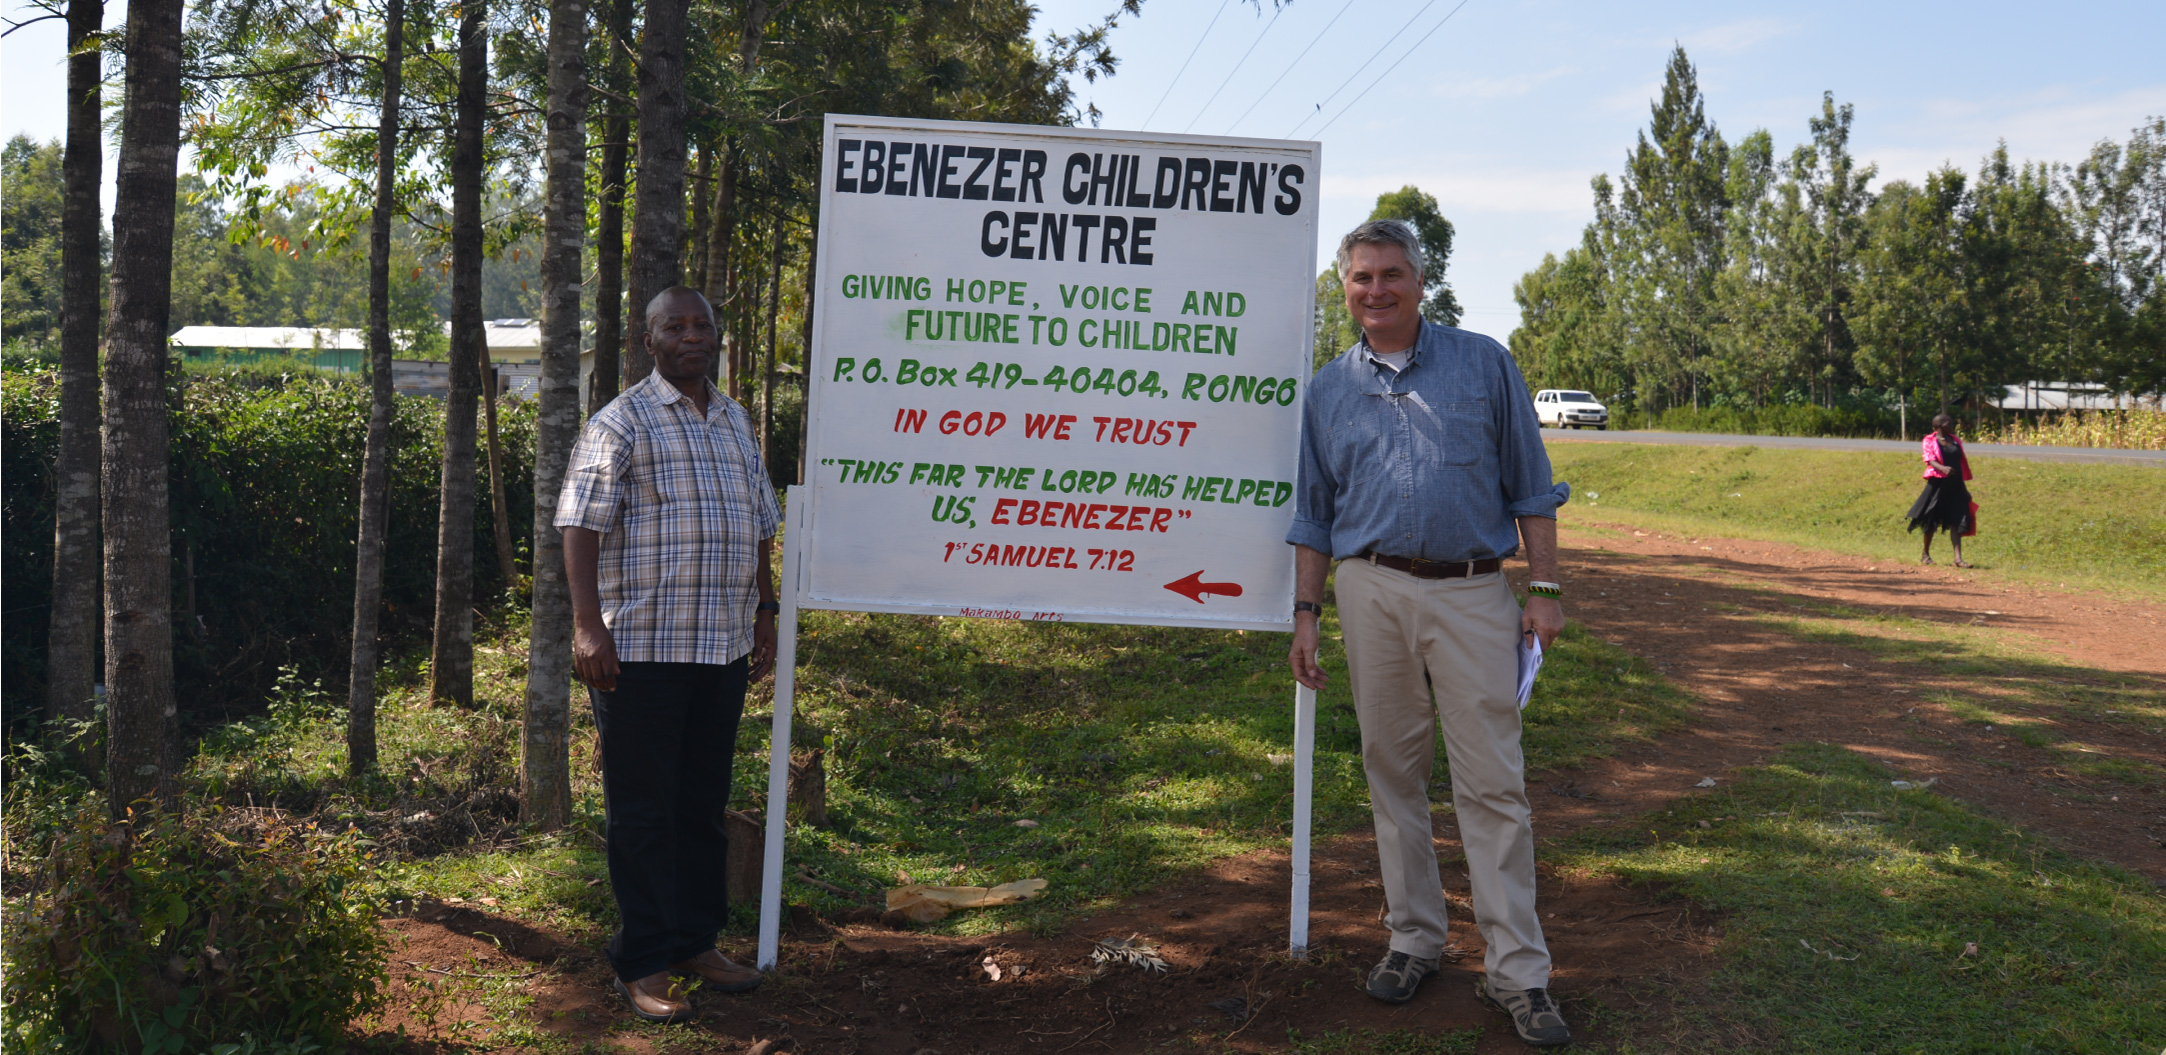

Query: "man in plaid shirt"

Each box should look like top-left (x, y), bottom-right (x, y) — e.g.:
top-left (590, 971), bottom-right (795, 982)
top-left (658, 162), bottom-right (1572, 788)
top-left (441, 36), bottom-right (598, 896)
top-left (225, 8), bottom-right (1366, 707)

top-left (557, 286), bottom-right (782, 1023)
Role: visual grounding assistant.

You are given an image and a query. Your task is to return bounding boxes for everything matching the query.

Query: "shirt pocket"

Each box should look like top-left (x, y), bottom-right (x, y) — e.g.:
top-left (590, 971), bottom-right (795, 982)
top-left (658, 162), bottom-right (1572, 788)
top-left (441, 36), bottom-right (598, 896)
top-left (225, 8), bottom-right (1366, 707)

top-left (1327, 400), bottom-right (1399, 485)
top-left (1434, 399), bottom-right (1490, 467)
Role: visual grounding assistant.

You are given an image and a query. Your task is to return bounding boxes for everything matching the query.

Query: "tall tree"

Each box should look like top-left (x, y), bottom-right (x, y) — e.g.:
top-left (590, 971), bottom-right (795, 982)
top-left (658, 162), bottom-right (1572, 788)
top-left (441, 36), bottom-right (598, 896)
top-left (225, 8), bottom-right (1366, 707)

top-left (1771, 93), bottom-right (1875, 406)
top-left (347, 0), bottom-right (407, 773)
top-left (46, 0), bottom-right (105, 731)
top-left (523, 0), bottom-right (586, 830)
top-left (588, 0), bottom-right (632, 412)
top-left (1616, 46), bottom-right (1730, 409)
top-left (1854, 170), bottom-right (1969, 415)
top-left (101, 0), bottom-right (187, 810)
top-left (622, 0), bottom-right (692, 384)
top-left (429, 0), bottom-right (486, 707)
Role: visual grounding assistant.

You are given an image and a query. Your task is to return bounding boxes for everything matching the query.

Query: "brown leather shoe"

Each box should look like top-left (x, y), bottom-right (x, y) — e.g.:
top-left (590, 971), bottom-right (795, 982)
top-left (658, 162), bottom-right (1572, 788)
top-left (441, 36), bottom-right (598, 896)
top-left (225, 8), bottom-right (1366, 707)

top-left (671, 948), bottom-right (763, 993)
top-left (614, 971), bottom-right (692, 1023)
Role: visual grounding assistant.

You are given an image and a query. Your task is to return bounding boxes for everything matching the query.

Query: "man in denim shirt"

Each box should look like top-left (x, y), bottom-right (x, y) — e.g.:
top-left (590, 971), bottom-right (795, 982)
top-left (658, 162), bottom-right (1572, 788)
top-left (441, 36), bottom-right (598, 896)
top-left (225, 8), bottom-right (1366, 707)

top-left (1287, 220), bottom-right (1571, 1047)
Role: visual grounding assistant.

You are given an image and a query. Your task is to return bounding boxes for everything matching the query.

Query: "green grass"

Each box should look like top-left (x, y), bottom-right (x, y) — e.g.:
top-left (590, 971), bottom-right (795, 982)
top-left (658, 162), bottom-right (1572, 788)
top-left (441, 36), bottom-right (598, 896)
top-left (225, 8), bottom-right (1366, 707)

top-left (1560, 743), bottom-right (2166, 1054)
top-left (1545, 443), bottom-right (2166, 595)
top-left (158, 588), bottom-right (1692, 947)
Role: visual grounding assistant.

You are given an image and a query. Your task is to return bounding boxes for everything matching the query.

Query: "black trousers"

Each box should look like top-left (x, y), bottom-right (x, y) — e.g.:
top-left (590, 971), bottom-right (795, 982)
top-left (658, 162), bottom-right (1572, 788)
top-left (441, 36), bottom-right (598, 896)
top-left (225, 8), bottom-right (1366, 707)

top-left (588, 658), bottom-right (748, 980)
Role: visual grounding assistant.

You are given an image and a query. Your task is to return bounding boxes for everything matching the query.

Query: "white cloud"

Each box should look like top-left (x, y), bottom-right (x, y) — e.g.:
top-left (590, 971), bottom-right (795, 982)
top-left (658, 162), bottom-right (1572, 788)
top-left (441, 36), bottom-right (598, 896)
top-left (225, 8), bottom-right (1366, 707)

top-left (1429, 66), bottom-right (1578, 100)
top-left (1866, 83), bottom-right (2166, 183)
top-left (1679, 17), bottom-right (1798, 56)
top-left (1321, 167), bottom-right (1598, 215)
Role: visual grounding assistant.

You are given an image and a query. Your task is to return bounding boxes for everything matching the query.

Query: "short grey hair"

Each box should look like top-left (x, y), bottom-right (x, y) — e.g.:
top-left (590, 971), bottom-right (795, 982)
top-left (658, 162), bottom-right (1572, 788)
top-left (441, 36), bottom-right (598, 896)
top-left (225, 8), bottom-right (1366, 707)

top-left (1336, 219), bottom-right (1424, 282)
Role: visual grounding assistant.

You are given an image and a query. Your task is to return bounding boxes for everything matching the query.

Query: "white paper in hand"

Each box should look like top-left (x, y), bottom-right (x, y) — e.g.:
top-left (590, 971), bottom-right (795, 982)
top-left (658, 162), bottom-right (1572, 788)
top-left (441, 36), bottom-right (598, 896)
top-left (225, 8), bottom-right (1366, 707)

top-left (1516, 632), bottom-right (1544, 711)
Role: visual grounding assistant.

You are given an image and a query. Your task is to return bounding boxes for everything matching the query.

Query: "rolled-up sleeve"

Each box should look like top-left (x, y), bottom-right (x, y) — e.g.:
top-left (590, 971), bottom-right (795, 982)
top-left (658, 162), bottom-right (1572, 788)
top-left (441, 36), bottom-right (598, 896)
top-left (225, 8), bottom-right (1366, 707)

top-left (554, 417), bottom-right (631, 533)
top-left (1285, 376), bottom-right (1338, 552)
top-left (1496, 346), bottom-right (1569, 519)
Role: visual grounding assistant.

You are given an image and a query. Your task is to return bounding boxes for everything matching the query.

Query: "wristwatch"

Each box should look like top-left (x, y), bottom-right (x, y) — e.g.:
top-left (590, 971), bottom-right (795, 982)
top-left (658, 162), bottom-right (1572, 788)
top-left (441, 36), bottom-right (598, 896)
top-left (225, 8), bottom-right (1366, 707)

top-left (756, 601), bottom-right (781, 615)
top-left (1293, 601), bottom-right (1323, 617)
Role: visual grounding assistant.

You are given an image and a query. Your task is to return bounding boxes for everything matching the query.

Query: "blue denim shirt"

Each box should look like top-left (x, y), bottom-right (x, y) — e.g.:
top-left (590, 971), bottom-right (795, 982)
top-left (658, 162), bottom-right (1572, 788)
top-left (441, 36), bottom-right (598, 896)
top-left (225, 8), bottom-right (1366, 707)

top-left (1286, 322), bottom-right (1569, 562)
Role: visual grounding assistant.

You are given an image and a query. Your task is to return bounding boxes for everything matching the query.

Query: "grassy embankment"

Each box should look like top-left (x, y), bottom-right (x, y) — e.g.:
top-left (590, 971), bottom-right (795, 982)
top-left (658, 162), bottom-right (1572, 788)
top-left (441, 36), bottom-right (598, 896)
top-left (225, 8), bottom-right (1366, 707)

top-left (1544, 443), bottom-right (2166, 596)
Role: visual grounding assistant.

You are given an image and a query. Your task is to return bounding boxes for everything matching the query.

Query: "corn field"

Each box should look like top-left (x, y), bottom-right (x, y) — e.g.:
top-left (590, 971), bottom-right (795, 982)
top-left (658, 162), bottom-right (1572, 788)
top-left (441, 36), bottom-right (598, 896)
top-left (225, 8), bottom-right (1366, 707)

top-left (1976, 409), bottom-right (2166, 451)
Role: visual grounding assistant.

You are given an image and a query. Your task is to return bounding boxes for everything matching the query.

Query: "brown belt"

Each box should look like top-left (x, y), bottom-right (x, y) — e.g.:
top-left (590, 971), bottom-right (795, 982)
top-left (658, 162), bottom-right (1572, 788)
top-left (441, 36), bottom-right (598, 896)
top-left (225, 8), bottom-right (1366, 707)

top-left (1357, 551), bottom-right (1503, 579)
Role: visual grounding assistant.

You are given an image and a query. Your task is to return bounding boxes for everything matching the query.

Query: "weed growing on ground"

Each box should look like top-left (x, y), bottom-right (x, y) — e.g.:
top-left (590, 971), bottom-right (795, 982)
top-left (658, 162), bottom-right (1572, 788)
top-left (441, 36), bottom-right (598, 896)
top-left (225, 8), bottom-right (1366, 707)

top-left (1560, 743), bottom-right (2166, 1053)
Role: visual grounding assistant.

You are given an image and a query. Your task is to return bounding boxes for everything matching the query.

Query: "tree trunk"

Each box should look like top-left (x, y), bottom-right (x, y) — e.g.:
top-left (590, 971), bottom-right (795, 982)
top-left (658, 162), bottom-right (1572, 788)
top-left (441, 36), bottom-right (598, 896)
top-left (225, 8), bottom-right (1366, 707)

top-left (346, 0), bottom-right (404, 774)
top-left (481, 341), bottom-right (516, 583)
top-left (47, 0), bottom-right (106, 732)
top-left (430, 0), bottom-right (486, 708)
top-left (523, 0), bottom-right (587, 831)
top-left (622, 0), bottom-right (694, 385)
top-left (101, 0), bottom-right (185, 812)
top-left (590, 116), bottom-right (628, 412)
top-left (687, 142), bottom-right (711, 292)
top-left (760, 210), bottom-right (782, 468)
top-left (701, 142), bottom-right (735, 386)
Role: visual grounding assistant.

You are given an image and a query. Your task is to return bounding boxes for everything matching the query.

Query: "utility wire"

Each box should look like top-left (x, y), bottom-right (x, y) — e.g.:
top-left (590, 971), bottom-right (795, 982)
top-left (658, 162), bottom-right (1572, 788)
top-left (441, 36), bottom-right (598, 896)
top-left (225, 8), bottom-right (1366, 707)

top-left (1285, 0), bottom-right (1442, 138)
top-left (1311, 0), bottom-right (1472, 137)
top-left (1142, 0), bottom-right (1235, 131)
top-left (1223, 0), bottom-right (1357, 136)
top-left (1182, 2), bottom-right (1285, 134)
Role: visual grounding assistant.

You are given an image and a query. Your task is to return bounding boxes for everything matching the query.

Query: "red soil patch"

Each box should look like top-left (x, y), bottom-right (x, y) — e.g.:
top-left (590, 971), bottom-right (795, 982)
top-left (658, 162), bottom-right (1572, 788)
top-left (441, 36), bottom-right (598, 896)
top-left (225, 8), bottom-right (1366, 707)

top-left (358, 520), bottom-right (2162, 1052)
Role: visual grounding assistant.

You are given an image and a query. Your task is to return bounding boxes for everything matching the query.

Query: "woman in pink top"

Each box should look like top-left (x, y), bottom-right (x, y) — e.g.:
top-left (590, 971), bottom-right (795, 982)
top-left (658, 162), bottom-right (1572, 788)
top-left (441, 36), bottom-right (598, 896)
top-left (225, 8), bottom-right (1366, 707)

top-left (1904, 413), bottom-right (1973, 566)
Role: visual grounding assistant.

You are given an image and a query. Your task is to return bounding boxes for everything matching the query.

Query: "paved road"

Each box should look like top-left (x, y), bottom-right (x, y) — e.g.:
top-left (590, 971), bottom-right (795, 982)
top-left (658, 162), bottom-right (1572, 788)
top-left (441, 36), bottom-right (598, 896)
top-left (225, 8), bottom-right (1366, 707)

top-left (1538, 427), bottom-right (2166, 467)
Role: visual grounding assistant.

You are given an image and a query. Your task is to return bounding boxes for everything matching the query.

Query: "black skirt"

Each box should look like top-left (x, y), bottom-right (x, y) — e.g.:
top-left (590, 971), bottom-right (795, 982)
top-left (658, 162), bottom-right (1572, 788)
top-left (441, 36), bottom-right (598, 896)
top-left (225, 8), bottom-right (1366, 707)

top-left (1906, 474), bottom-right (1970, 534)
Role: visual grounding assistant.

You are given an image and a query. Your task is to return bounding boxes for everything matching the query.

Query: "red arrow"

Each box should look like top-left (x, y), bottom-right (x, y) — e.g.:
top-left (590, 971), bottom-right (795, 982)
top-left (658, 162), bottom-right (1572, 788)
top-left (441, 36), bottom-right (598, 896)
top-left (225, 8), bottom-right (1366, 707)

top-left (1164, 570), bottom-right (1244, 604)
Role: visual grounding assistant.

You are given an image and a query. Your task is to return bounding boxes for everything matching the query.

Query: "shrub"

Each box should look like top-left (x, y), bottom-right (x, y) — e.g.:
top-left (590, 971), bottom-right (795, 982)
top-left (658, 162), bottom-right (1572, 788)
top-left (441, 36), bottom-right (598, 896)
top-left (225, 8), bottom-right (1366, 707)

top-left (1641, 402), bottom-right (1900, 438)
top-left (1, 367), bottom-right (536, 728)
top-left (1, 802), bottom-right (388, 1053)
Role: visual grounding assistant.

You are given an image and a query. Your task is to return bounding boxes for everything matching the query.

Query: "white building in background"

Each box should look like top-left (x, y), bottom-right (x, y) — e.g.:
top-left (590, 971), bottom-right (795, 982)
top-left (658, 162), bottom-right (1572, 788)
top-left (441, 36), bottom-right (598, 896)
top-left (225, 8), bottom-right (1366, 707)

top-left (168, 318), bottom-right (595, 402)
top-left (1994, 382), bottom-right (2162, 413)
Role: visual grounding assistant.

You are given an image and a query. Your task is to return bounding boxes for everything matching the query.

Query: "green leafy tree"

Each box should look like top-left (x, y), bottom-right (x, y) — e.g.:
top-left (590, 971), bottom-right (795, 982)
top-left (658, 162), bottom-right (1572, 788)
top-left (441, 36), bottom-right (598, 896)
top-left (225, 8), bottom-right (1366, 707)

top-left (1854, 171), bottom-right (1969, 420)
top-left (1, 137), bottom-right (65, 349)
top-left (1614, 46), bottom-right (1732, 410)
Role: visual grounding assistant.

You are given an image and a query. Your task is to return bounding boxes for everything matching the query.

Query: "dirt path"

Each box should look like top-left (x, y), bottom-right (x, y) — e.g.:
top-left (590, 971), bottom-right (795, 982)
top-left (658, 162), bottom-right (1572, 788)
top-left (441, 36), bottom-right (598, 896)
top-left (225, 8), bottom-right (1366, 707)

top-left (365, 521), bottom-right (2165, 1053)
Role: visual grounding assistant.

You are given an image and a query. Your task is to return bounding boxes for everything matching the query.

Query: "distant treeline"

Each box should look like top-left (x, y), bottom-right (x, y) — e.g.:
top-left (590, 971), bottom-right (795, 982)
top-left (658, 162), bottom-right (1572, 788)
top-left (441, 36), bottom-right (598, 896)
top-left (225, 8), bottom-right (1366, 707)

top-left (1, 138), bottom-right (555, 359)
top-left (1510, 47), bottom-right (2164, 422)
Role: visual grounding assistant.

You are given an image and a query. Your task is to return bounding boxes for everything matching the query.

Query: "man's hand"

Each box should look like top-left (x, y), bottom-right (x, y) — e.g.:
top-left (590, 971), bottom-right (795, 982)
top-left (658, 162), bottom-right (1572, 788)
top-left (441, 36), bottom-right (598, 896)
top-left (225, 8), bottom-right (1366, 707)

top-left (1288, 615), bottom-right (1328, 690)
top-left (574, 619), bottom-right (621, 691)
top-left (1523, 595), bottom-right (1564, 652)
top-left (750, 613), bottom-right (777, 682)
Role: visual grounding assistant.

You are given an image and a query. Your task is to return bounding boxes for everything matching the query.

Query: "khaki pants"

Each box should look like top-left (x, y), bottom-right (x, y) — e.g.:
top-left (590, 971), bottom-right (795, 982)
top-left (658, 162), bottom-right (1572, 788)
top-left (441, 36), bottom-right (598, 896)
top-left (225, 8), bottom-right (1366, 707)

top-left (1336, 557), bottom-right (1550, 991)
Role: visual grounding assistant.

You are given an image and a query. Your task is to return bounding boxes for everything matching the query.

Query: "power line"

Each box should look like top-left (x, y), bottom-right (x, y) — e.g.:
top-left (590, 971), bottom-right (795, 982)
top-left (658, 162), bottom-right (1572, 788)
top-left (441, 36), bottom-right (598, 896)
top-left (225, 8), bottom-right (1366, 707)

top-left (1285, 0), bottom-right (1443, 139)
top-left (1311, 0), bottom-right (1473, 138)
top-left (1142, 0), bottom-right (1235, 131)
top-left (1223, 0), bottom-right (1357, 136)
top-left (1182, 3), bottom-right (1285, 134)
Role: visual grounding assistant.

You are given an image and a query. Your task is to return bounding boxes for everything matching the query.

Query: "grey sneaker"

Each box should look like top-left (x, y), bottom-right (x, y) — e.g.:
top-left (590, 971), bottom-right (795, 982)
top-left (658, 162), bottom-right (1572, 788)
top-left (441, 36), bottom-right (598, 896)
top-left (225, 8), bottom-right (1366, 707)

top-left (1477, 978), bottom-right (1572, 1047)
top-left (1365, 950), bottom-right (1440, 1003)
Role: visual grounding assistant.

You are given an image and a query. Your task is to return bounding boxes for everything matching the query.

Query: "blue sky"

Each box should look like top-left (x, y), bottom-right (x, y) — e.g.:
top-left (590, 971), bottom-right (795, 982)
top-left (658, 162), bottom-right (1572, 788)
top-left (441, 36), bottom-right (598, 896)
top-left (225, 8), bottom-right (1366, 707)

top-left (8, 0), bottom-right (2163, 340)
top-left (1029, 0), bottom-right (2166, 338)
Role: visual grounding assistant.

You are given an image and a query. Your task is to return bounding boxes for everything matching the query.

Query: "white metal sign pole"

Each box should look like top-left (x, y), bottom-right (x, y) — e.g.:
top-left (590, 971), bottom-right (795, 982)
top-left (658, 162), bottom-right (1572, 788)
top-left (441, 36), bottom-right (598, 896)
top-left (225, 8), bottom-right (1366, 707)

top-left (755, 485), bottom-right (808, 971)
top-left (1288, 681), bottom-right (1316, 956)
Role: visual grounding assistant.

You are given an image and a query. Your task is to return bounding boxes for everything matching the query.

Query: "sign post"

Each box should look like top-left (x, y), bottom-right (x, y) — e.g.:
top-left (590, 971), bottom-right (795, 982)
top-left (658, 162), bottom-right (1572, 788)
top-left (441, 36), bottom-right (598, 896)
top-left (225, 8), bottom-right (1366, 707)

top-left (758, 115), bottom-right (1321, 969)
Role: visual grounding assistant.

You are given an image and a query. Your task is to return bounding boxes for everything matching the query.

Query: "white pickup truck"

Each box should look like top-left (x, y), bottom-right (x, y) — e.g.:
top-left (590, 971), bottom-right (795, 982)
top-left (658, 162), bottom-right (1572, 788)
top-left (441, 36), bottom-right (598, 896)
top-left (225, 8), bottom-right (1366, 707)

top-left (1534, 389), bottom-right (1609, 429)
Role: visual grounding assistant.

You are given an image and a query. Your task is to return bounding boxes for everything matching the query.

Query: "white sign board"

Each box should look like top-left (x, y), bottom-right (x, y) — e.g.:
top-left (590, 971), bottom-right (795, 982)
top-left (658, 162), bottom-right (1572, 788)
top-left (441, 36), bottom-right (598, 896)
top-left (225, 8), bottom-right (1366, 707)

top-left (798, 115), bottom-right (1322, 629)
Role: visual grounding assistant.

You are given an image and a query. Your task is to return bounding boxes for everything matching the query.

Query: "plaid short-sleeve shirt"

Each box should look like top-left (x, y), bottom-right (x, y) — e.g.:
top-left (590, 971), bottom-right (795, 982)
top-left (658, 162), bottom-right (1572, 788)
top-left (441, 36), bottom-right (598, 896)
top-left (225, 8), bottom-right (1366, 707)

top-left (555, 372), bottom-right (783, 665)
